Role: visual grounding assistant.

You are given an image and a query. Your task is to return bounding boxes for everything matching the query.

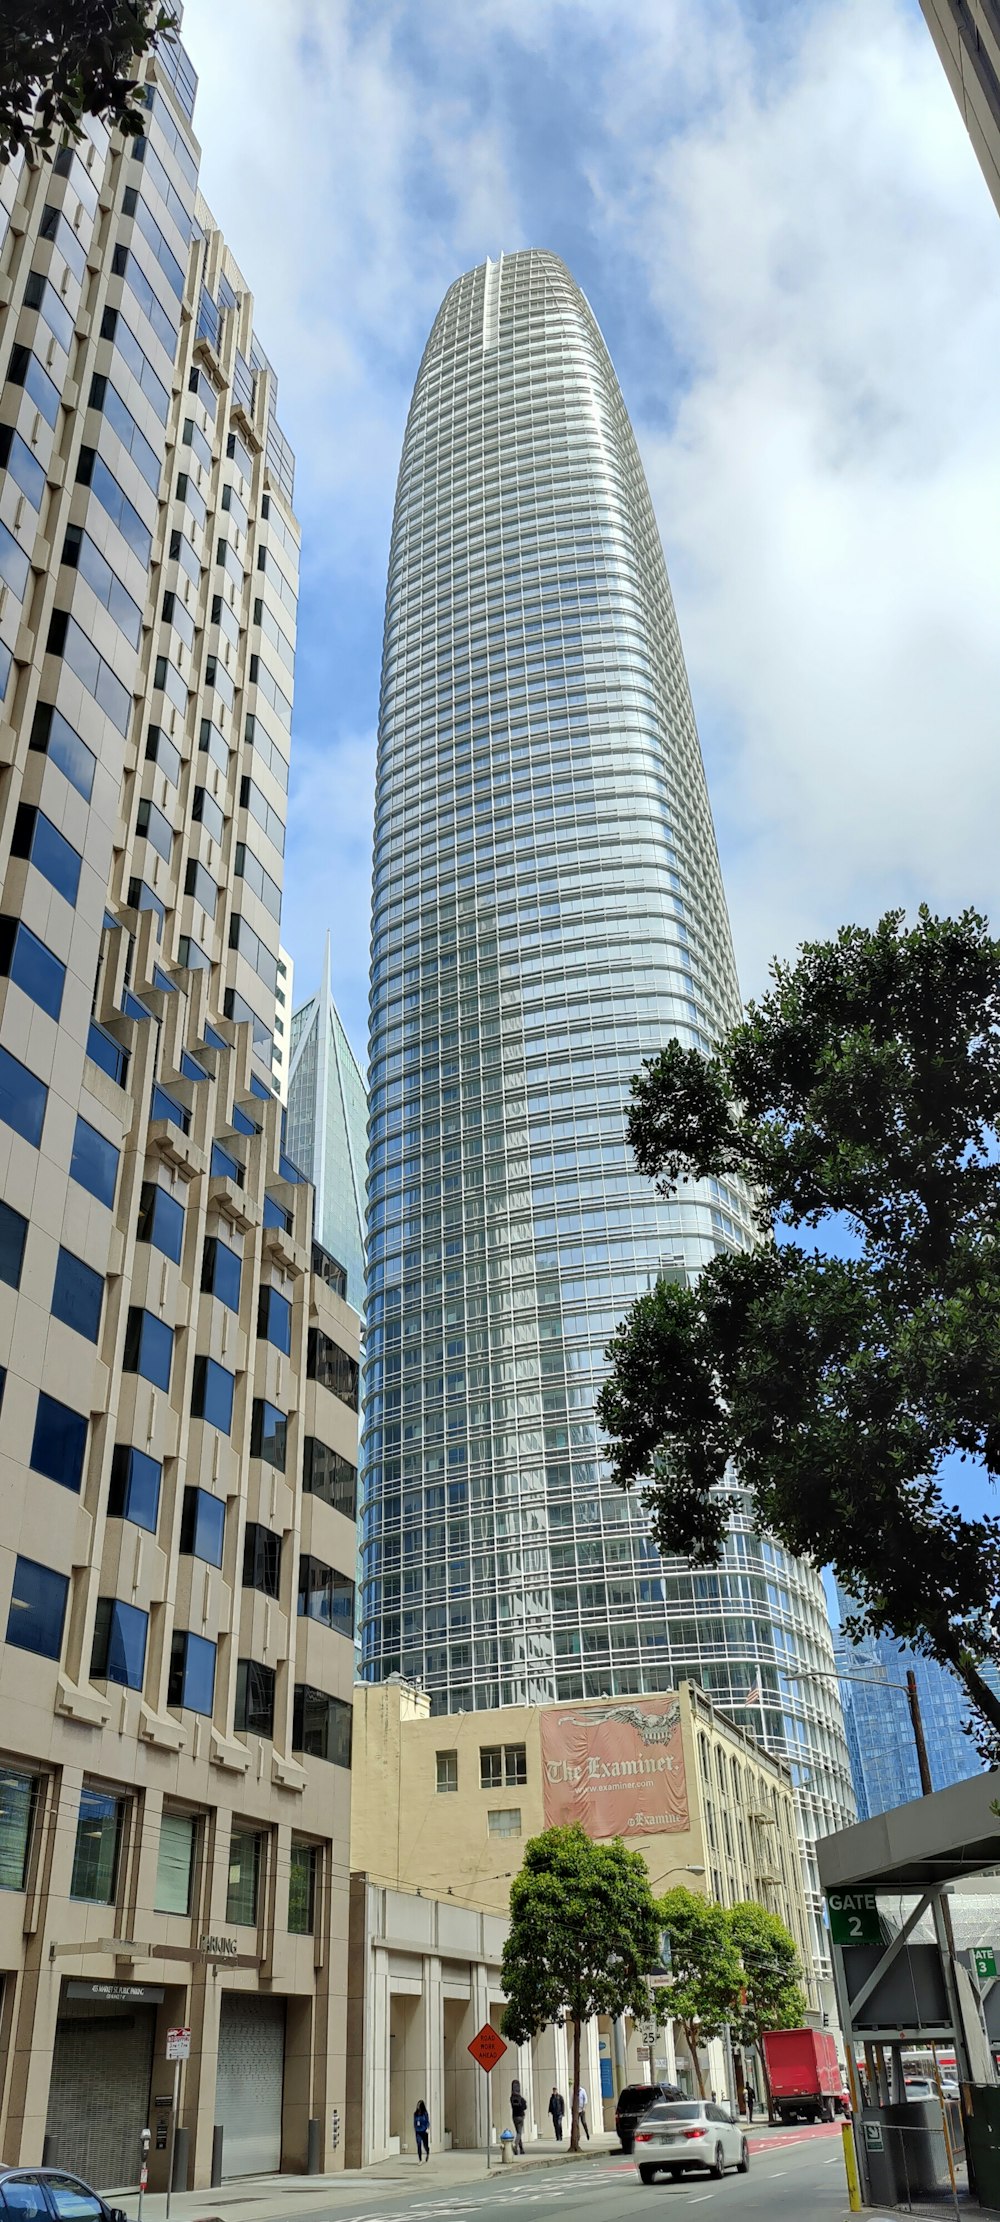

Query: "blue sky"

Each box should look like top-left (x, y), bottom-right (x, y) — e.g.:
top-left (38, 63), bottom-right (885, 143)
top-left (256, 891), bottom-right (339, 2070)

top-left (180, 0), bottom-right (1000, 1533)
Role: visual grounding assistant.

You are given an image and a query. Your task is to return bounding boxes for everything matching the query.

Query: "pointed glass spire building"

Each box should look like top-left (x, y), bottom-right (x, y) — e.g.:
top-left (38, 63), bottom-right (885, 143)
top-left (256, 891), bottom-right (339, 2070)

top-left (286, 936), bottom-right (367, 1309)
top-left (361, 252), bottom-right (853, 1978)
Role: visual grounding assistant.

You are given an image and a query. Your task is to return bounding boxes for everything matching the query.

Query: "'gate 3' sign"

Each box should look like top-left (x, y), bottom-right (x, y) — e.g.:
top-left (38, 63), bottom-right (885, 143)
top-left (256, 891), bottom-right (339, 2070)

top-left (540, 1698), bottom-right (688, 1839)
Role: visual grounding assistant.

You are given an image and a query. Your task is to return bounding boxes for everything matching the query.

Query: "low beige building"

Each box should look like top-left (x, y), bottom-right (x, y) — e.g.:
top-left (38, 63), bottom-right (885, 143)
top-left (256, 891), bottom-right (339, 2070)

top-left (349, 1679), bottom-right (815, 2155)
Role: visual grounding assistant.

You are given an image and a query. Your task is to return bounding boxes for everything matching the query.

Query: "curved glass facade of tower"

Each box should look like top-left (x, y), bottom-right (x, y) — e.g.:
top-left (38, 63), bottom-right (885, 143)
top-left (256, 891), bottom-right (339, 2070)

top-left (362, 251), bottom-right (853, 1968)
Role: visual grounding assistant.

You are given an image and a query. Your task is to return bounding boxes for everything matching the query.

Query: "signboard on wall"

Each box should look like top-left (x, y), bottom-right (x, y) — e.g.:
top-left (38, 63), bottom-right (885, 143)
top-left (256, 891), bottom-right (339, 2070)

top-left (540, 1697), bottom-right (688, 1839)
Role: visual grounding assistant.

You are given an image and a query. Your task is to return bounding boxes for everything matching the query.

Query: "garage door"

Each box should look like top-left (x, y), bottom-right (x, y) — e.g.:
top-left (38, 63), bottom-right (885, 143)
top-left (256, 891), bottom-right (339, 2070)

top-left (215, 1995), bottom-right (285, 2176)
top-left (46, 2001), bottom-right (156, 2189)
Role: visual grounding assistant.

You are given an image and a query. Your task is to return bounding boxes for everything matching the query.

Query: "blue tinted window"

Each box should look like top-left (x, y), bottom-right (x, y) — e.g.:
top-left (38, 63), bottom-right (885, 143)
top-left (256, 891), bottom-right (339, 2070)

top-left (31, 1392), bottom-right (87, 1491)
top-left (0, 516), bottom-right (30, 599)
top-left (0, 1044), bottom-right (47, 1147)
top-left (136, 1181), bottom-right (184, 1263)
top-left (91, 1597), bottom-right (148, 1688)
top-left (262, 1193), bottom-right (292, 1234)
top-left (6, 1556), bottom-right (68, 1659)
top-left (70, 1115), bottom-right (119, 1207)
top-left (46, 612), bottom-right (130, 736)
top-left (12, 805), bottom-right (82, 905)
top-left (0, 917), bottom-right (65, 1020)
top-left (0, 425), bottom-right (44, 508)
top-left (179, 1485), bottom-right (225, 1566)
top-left (24, 268), bottom-right (74, 351)
top-left (52, 1247), bottom-right (104, 1343)
top-left (62, 522), bottom-right (142, 647)
top-left (123, 1307), bottom-right (173, 1392)
top-left (150, 1083), bottom-right (189, 1133)
top-left (29, 704), bottom-right (96, 801)
top-left (201, 1235), bottom-right (241, 1311)
top-left (190, 1355), bottom-right (234, 1434)
top-left (0, 641), bottom-right (11, 702)
top-left (7, 343), bottom-right (60, 428)
top-left (136, 796), bottom-right (173, 860)
top-left (257, 1285), bottom-right (292, 1355)
top-left (86, 1020), bottom-right (129, 1088)
top-left (76, 446), bottom-right (153, 566)
top-left (168, 1629), bottom-right (216, 1715)
top-left (91, 373), bottom-right (161, 490)
top-left (107, 1444), bottom-right (161, 1532)
top-left (251, 1399), bottom-right (287, 1472)
top-left (210, 1140), bottom-right (243, 1186)
top-left (0, 1196), bottom-right (27, 1288)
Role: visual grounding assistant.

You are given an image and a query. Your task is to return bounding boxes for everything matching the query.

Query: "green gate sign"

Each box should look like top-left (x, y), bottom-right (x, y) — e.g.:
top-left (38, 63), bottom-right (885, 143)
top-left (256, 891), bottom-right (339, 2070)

top-left (974, 1946), bottom-right (998, 1982)
top-left (827, 1889), bottom-right (881, 1946)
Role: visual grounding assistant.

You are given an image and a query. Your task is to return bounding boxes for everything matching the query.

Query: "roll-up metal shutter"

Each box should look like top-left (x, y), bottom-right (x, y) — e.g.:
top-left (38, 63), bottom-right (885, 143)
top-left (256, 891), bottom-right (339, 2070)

top-left (46, 2001), bottom-right (156, 2189)
top-left (215, 1994), bottom-right (285, 2175)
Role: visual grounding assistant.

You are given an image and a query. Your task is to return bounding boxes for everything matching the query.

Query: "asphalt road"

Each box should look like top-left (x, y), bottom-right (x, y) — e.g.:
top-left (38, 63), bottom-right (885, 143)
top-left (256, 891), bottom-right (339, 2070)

top-left (285, 2128), bottom-right (851, 2222)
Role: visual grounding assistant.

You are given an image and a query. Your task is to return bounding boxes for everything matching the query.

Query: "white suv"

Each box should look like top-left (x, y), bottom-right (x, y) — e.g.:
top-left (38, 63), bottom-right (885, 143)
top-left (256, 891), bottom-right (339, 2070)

top-left (634, 2097), bottom-right (750, 2183)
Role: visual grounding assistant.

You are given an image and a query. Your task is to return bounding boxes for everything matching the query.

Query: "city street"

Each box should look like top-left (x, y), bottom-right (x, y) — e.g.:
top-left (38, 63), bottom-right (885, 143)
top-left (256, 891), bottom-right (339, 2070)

top-left (170, 2128), bottom-right (851, 2222)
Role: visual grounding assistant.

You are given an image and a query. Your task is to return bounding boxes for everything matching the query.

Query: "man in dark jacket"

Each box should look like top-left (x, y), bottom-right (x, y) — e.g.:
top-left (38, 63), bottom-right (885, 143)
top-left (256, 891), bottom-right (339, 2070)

top-left (511, 2078), bottom-right (528, 2154)
top-left (548, 2087), bottom-right (566, 2140)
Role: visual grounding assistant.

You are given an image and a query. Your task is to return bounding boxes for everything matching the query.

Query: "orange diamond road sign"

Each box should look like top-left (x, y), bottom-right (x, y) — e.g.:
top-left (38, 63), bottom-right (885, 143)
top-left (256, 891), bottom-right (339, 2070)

top-left (468, 2023), bottom-right (507, 2072)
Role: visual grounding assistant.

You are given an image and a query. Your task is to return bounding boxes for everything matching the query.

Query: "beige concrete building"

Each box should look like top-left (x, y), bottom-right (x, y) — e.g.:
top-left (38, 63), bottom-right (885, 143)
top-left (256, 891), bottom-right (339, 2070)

top-left (921, 0), bottom-right (1000, 216)
top-left (0, 22), bottom-right (357, 2194)
top-left (348, 1679), bottom-right (814, 2156)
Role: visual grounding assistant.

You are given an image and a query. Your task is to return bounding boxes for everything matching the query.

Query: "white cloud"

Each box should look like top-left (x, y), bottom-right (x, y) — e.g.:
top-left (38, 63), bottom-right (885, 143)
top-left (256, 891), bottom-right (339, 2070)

top-left (177, 0), bottom-right (1000, 1042)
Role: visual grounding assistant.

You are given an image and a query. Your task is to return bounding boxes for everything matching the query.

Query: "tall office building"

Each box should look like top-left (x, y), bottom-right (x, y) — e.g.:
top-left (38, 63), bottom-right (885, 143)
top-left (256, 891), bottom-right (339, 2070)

top-left (0, 21), bottom-right (359, 2186)
top-left (286, 935), bottom-right (367, 1311)
top-left (833, 1587), bottom-right (999, 1820)
top-left (920, 0), bottom-right (1000, 216)
top-left (361, 251), bottom-right (853, 1987)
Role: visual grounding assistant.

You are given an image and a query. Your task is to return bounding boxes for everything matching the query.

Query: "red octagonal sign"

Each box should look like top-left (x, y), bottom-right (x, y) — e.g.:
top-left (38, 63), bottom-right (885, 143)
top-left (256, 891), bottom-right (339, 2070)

top-left (468, 2022), bottom-right (507, 2072)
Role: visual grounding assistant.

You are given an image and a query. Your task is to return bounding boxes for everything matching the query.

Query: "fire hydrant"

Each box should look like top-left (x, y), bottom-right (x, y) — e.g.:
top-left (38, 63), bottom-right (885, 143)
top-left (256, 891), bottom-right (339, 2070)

top-left (500, 2130), bottom-right (515, 2164)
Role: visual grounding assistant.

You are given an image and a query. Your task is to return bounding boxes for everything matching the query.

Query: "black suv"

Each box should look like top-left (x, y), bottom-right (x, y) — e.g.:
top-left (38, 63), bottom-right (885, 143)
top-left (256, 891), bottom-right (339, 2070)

top-left (616, 2080), bottom-right (683, 2154)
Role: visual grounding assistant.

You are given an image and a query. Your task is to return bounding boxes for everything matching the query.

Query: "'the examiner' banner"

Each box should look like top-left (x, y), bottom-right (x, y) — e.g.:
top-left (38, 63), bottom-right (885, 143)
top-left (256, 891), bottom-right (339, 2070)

top-left (539, 1697), bottom-right (689, 1839)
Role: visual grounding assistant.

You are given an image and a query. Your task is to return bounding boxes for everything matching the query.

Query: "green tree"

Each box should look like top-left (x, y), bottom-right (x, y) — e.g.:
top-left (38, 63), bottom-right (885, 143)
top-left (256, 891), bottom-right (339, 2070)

top-left (727, 1902), bottom-right (806, 2121)
top-left (500, 1824), bottom-right (661, 2151)
top-left (0, 1), bottom-right (177, 165)
top-left (654, 1886), bottom-right (743, 2097)
top-left (597, 907), bottom-right (1000, 1758)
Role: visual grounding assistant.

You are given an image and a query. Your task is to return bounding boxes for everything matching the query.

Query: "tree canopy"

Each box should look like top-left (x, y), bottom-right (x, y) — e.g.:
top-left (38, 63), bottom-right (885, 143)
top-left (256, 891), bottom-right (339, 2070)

top-left (727, 1901), bottom-right (805, 2114)
top-left (654, 1886), bottom-right (743, 2096)
top-left (0, 1), bottom-right (176, 165)
top-left (500, 1824), bottom-right (661, 2149)
top-left (598, 908), bottom-right (1000, 1757)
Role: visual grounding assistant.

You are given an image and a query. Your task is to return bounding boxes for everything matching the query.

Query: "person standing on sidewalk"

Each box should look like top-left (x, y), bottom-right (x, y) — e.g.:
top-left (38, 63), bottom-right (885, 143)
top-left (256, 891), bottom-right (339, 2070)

top-left (548, 2087), bottom-right (566, 2140)
top-left (413, 2099), bottom-right (430, 2161)
top-left (746, 2086), bottom-right (757, 2124)
top-left (575, 2085), bottom-right (590, 2139)
top-left (511, 2079), bottom-right (527, 2154)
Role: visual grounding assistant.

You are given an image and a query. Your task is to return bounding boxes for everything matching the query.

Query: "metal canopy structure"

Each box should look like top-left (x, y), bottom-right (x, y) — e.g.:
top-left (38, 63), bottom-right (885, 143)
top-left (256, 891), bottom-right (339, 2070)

top-left (818, 1772), bottom-right (1000, 2211)
top-left (818, 1770), bottom-right (1000, 1899)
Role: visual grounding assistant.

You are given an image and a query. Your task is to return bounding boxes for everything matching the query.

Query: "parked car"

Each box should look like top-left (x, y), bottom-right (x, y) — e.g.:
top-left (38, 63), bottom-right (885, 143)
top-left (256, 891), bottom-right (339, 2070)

top-left (903, 2077), bottom-right (937, 2102)
top-left (616, 2079), bottom-right (683, 2154)
top-left (633, 2096), bottom-right (751, 2184)
top-left (0, 2169), bottom-right (128, 2222)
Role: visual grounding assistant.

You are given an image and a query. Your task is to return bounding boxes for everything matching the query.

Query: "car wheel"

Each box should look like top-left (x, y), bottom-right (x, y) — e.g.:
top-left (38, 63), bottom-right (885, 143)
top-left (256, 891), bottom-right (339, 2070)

top-left (668, 2165), bottom-right (682, 2179)
top-left (638, 2165), bottom-right (657, 2184)
top-left (737, 2138), bottom-right (750, 2174)
top-left (710, 2142), bottom-right (726, 2179)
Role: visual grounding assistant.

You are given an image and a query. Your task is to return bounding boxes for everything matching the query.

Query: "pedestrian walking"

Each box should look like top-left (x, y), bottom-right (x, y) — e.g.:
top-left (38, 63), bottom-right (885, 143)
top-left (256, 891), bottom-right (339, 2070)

top-left (575, 2085), bottom-right (590, 2139)
top-left (511, 2078), bottom-right (527, 2154)
top-left (548, 2086), bottom-right (566, 2141)
top-left (746, 2085), bottom-right (757, 2124)
top-left (413, 2098), bottom-right (430, 2161)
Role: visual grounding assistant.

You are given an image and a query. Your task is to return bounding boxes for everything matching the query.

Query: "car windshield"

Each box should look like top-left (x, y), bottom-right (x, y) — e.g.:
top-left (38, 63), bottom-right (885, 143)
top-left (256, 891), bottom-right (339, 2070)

top-left (644, 2102), bottom-right (703, 2121)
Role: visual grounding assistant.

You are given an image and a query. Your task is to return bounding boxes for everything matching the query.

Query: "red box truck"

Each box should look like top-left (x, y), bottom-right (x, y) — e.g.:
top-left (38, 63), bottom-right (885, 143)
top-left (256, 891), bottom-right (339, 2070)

top-left (761, 2029), bottom-right (847, 2123)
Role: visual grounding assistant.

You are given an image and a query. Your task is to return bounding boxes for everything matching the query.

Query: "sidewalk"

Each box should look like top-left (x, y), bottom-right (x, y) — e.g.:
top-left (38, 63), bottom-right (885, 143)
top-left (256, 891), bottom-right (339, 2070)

top-left (110, 2132), bottom-right (622, 2220)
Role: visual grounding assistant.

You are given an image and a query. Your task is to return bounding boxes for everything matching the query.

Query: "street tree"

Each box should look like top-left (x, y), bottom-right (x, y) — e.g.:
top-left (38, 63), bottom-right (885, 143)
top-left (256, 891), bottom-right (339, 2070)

top-left (727, 1902), bottom-right (806, 2119)
top-left (500, 1824), bottom-right (661, 2151)
top-left (655, 1886), bottom-right (743, 2097)
top-left (0, 1), bottom-right (177, 165)
top-left (598, 908), bottom-right (1000, 1758)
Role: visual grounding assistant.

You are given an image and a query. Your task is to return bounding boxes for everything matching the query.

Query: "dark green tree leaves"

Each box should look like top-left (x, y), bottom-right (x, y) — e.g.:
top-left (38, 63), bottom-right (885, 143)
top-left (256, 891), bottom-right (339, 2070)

top-left (599, 908), bottom-right (1000, 1756)
top-left (500, 1825), bottom-right (661, 2148)
top-left (0, 2), bottom-right (177, 165)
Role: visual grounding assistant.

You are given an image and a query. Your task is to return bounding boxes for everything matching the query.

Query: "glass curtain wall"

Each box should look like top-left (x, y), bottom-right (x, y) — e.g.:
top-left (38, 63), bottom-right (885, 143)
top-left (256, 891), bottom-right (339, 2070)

top-left (361, 250), bottom-right (854, 1978)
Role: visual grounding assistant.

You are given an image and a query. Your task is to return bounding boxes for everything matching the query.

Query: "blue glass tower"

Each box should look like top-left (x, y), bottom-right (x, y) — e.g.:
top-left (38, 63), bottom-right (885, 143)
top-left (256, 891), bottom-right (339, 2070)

top-left (833, 1585), bottom-right (997, 1819)
top-left (362, 251), bottom-right (855, 1985)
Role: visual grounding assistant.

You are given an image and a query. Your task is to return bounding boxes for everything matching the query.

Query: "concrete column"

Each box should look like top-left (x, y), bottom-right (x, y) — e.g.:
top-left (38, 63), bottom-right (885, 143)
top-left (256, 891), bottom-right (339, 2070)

top-left (370, 1947), bottom-right (391, 2162)
top-left (422, 1955), bottom-right (443, 2155)
top-left (472, 1962), bottom-right (491, 2151)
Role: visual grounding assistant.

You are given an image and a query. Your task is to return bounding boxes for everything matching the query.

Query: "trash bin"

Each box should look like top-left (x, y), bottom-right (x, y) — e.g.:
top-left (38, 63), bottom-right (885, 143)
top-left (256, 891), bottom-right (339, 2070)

top-left (964, 2084), bottom-right (1000, 2207)
top-left (861, 2102), bottom-right (950, 2205)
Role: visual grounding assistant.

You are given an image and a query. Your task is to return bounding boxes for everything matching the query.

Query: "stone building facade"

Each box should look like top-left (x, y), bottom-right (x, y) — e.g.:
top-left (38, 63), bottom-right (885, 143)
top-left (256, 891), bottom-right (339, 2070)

top-left (0, 23), bottom-right (357, 2192)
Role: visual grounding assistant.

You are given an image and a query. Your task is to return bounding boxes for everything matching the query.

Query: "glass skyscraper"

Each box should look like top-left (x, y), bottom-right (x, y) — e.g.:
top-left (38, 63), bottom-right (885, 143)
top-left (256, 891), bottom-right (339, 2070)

top-left (287, 933), bottom-right (368, 1308)
top-left (833, 1585), bottom-right (999, 1820)
top-left (361, 250), bottom-right (853, 1978)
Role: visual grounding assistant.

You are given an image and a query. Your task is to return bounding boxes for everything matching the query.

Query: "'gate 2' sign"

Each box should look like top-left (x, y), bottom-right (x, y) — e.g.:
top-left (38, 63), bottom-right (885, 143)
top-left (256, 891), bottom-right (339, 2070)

top-left (827, 1890), bottom-right (881, 1946)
